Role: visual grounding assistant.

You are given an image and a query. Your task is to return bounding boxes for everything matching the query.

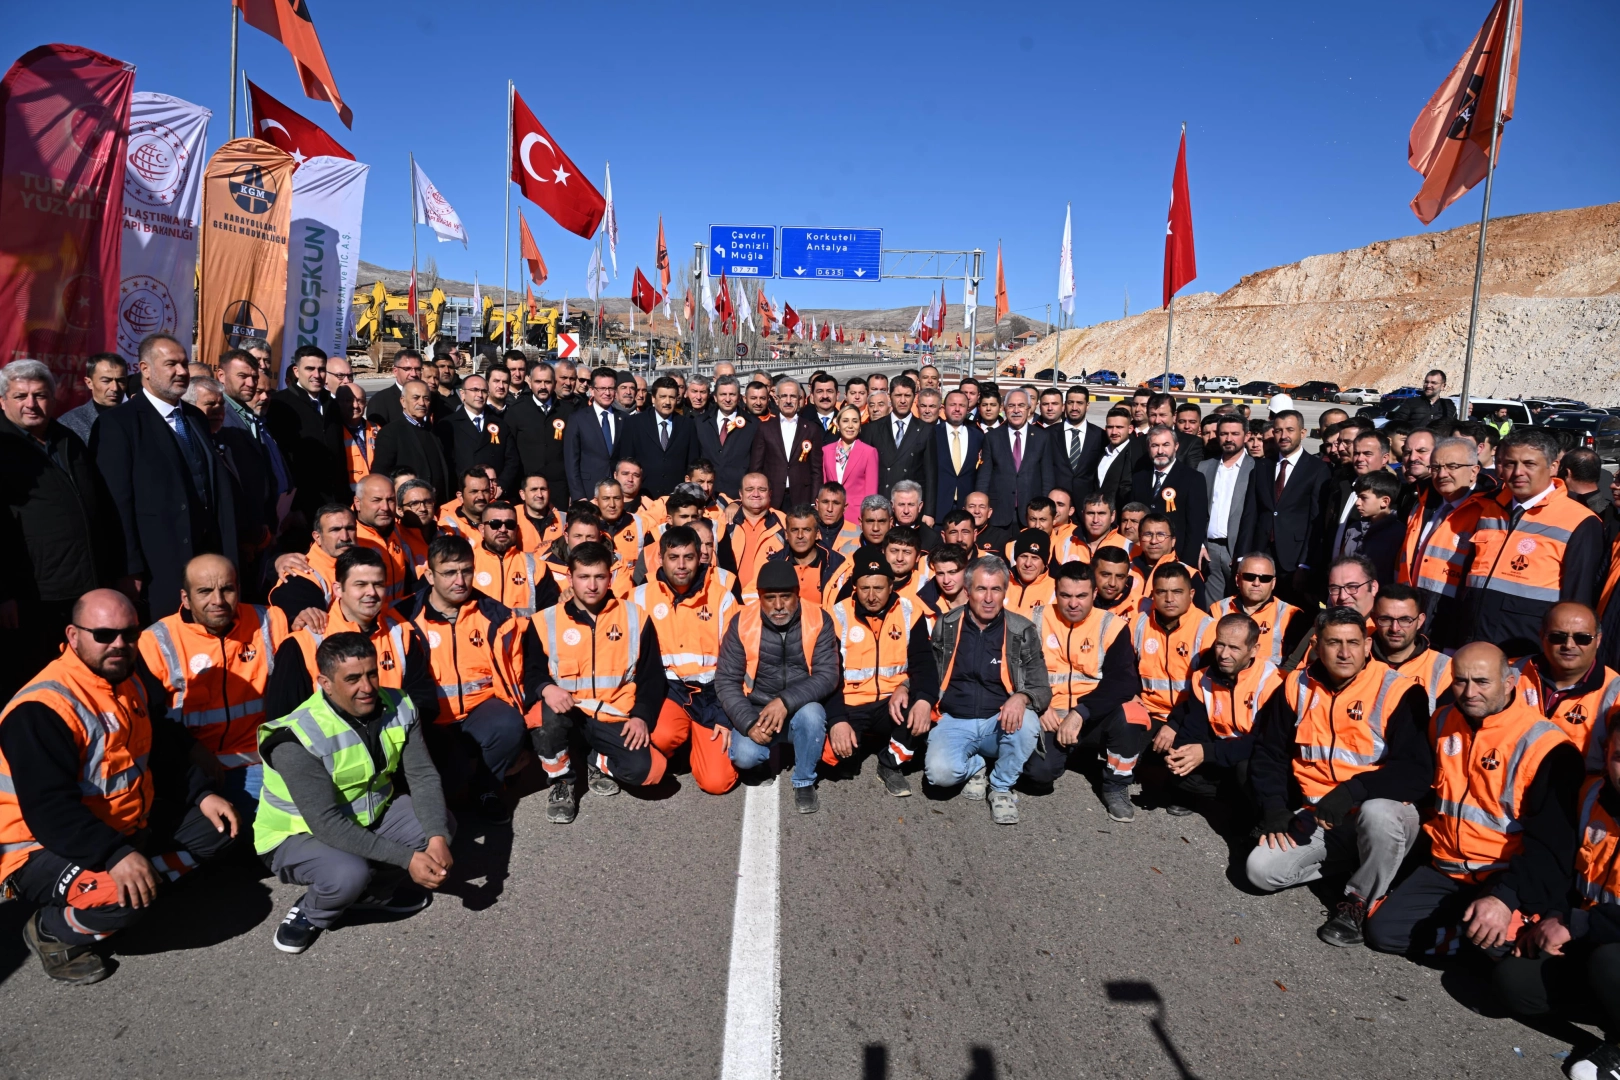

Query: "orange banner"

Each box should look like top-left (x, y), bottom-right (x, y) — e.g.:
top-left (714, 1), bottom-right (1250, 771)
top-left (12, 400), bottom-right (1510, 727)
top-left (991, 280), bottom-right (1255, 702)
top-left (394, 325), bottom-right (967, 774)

top-left (198, 138), bottom-right (294, 370)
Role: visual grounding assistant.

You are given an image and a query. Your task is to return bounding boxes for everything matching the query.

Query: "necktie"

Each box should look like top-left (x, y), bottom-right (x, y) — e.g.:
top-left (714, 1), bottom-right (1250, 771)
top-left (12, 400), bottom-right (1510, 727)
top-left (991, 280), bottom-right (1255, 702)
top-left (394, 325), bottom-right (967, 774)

top-left (1153, 471), bottom-right (1166, 497)
top-left (169, 409), bottom-right (212, 507)
top-left (1274, 458), bottom-right (1289, 502)
top-left (474, 414), bottom-right (484, 433)
top-left (600, 409), bottom-right (613, 453)
top-left (1068, 428), bottom-right (1082, 472)
top-left (719, 415), bottom-right (730, 446)
top-left (659, 418), bottom-right (670, 450)
top-left (1012, 429), bottom-right (1023, 472)
top-left (950, 427), bottom-right (964, 473)
top-left (894, 418), bottom-right (906, 445)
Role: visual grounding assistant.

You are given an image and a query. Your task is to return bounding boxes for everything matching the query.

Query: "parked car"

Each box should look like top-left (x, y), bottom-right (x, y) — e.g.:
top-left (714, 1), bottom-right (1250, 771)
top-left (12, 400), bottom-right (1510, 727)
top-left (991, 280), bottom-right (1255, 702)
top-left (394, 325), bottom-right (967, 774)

top-left (1355, 403), bottom-right (1393, 423)
top-left (1524, 398), bottom-right (1590, 422)
top-left (1380, 386), bottom-right (1423, 405)
top-left (1238, 380), bottom-right (1282, 396)
top-left (1142, 373), bottom-right (1186, 391)
top-left (1337, 387), bottom-right (1382, 405)
top-left (1455, 397), bottom-right (1535, 427)
top-left (1027, 369), bottom-right (1068, 383)
top-left (1201, 375), bottom-right (1240, 392)
top-left (1541, 412), bottom-right (1620, 461)
top-left (1086, 370), bottom-right (1121, 386)
top-left (1291, 380), bottom-right (1341, 402)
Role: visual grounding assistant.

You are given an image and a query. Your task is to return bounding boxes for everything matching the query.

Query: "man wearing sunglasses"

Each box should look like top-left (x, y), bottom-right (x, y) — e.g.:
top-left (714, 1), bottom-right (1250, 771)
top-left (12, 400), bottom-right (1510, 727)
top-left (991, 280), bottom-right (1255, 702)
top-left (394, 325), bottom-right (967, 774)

top-left (471, 501), bottom-right (553, 617)
top-left (0, 589), bottom-right (242, 984)
top-left (1510, 602), bottom-right (1620, 772)
top-left (1210, 553), bottom-right (1309, 671)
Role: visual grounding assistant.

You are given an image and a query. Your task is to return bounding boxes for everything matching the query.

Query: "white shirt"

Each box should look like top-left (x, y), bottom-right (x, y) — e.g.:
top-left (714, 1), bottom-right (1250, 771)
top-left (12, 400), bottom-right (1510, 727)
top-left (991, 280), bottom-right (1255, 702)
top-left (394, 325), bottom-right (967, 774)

top-left (892, 413), bottom-right (910, 445)
top-left (779, 414), bottom-right (799, 459)
top-left (143, 387), bottom-right (183, 429)
top-left (1005, 423), bottom-right (1031, 450)
top-left (717, 412), bottom-right (739, 438)
top-left (1063, 422), bottom-right (1088, 457)
top-left (464, 406), bottom-right (484, 429)
top-left (1098, 442), bottom-right (1126, 487)
top-left (593, 403), bottom-right (616, 444)
top-left (1208, 456), bottom-right (1243, 539)
top-left (1512, 484), bottom-right (1556, 516)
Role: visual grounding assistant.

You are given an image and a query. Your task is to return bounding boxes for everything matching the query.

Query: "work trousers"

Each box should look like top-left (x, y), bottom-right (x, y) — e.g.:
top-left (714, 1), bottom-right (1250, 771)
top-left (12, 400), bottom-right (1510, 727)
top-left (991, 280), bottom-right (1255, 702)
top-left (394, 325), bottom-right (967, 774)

top-left (1172, 758), bottom-right (1256, 817)
top-left (1365, 863), bottom-right (1510, 959)
top-left (729, 702), bottom-right (828, 789)
top-left (925, 710), bottom-right (1041, 793)
top-left (584, 703), bottom-right (689, 787)
top-left (267, 795), bottom-right (453, 929)
top-left (1022, 706), bottom-right (1149, 790)
top-left (832, 699), bottom-right (926, 771)
top-left (666, 681), bottom-right (740, 794)
top-left (1245, 798), bottom-right (1421, 906)
top-left (1494, 940), bottom-right (1620, 1040)
top-left (7, 803), bottom-right (241, 945)
top-left (424, 698), bottom-right (527, 798)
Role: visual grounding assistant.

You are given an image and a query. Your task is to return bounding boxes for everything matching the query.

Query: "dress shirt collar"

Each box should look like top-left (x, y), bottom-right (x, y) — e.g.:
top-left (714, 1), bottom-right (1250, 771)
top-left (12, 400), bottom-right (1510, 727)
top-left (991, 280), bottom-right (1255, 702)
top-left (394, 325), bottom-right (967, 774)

top-left (143, 387), bottom-right (181, 419)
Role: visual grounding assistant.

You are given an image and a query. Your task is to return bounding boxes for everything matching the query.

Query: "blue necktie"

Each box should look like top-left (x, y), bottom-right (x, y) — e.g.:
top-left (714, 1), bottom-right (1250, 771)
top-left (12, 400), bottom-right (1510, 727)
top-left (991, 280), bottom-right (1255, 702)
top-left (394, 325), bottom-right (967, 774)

top-left (600, 409), bottom-right (613, 453)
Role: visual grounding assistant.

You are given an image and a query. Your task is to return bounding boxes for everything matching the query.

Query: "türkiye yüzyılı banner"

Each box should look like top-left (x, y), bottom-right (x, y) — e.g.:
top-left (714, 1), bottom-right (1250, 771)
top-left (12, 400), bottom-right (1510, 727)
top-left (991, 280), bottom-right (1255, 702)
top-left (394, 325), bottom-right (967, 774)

top-left (119, 92), bottom-right (210, 360)
top-left (199, 138), bottom-right (294, 369)
top-left (282, 155), bottom-right (368, 370)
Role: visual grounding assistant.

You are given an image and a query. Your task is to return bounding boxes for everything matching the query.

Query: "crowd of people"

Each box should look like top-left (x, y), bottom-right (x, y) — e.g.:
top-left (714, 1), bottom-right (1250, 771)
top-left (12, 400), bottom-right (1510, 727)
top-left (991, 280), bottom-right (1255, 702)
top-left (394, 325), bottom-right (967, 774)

top-left (5, 338), bottom-right (1620, 1072)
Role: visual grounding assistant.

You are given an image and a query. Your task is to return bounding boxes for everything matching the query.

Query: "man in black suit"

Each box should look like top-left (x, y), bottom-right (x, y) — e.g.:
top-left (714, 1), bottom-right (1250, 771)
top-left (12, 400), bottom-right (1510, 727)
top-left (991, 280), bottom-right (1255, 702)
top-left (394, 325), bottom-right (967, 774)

top-left (930, 387), bottom-right (983, 518)
top-left (435, 372), bottom-right (509, 483)
top-left (617, 375), bottom-right (698, 498)
top-left (563, 366), bottom-right (629, 502)
top-left (1130, 424), bottom-right (1209, 566)
top-left (92, 333), bottom-right (237, 621)
top-left (1058, 386), bottom-right (1106, 499)
top-left (371, 380), bottom-right (449, 501)
top-left (1235, 409), bottom-right (1332, 604)
top-left (1094, 406), bottom-right (1142, 512)
top-left (861, 375), bottom-right (934, 501)
top-left (1143, 392), bottom-right (1202, 467)
top-left (974, 387), bottom-right (1073, 528)
top-left (499, 359), bottom-right (573, 501)
top-left (749, 377), bottom-right (824, 509)
top-left (694, 375), bottom-right (758, 499)
top-left (266, 344), bottom-right (343, 516)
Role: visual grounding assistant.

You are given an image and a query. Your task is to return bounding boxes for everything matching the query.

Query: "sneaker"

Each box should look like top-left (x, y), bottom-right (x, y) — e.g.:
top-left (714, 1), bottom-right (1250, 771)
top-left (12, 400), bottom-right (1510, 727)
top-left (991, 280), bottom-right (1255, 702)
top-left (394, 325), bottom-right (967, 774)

top-left (988, 789), bottom-right (1020, 824)
top-left (794, 785), bottom-right (820, 814)
top-left (877, 762), bottom-right (912, 798)
top-left (22, 910), bottom-right (108, 985)
top-left (546, 777), bottom-right (578, 823)
top-left (351, 888), bottom-right (432, 915)
top-left (1101, 787), bottom-right (1136, 822)
top-left (1317, 899), bottom-right (1368, 948)
top-left (274, 904), bottom-right (320, 954)
top-left (962, 766), bottom-right (989, 801)
top-left (1165, 803), bottom-right (1194, 817)
top-left (1569, 1040), bottom-right (1620, 1080)
top-left (477, 790), bottom-right (512, 825)
top-left (588, 763), bottom-right (619, 797)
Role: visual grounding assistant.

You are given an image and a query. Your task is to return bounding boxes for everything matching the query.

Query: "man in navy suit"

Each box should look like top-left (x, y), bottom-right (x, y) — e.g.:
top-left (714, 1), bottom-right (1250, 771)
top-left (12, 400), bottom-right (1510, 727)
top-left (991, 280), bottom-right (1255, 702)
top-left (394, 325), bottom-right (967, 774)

top-left (1058, 387), bottom-right (1107, 499)
top-left (1130, 424), bottom-right (1209, 567)
top-left (616, 375), bottom-right (699, 498)
top-left (563, 366), bottom-right (630, 503)
top-left (861, 375), bottom-right (934, 502)
top-left (931, 387), bottom-right (982, 519)
top-left (694, 375), bottom-right (759, 499)
top-left (975, 388), bottom-right (1073, 528)
top-left (750, 377), bottom-right (825, 509)
top-left (1236, 409), bottom-right (1332, 604)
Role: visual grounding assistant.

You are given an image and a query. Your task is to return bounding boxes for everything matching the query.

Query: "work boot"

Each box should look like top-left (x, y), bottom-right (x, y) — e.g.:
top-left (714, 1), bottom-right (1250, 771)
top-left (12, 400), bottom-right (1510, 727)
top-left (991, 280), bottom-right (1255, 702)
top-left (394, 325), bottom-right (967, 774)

top-left (23, 910), bottom-right (108, 985)
top-left (351, 888), bottom-right (432, 916)
top-left (1317, 899), bottom-right (1368, 947)
top-left (962, 766), bottom-right (989, 801)
top-left (1568, 1040), bottom-right (1620, 1080)
top-left (274, 903), bottom-right (319, 954)
top-left (1101, 787), bottom-right (1136, 823)
top-left (877, 761), bottom-right (912, 798)
top-left (588, 763), bottom-right (619, 797)
top-left (477, 790), bottom-right (512, 825)
top-left (794, 785), bottom-right (820, 814)
top-left (547, 777), bottom-right (578, 823)
top-left (988, 789), bottom-right (1020, 824)
top-left (1165, 803), bottom-right (1194, 817)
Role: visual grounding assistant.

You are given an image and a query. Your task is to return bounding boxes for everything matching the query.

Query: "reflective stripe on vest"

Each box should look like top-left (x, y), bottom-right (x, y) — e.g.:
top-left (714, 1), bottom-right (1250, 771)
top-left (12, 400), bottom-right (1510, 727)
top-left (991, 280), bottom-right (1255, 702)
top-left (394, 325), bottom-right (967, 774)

top-left (1576, 778), bottom-right (1620, 907)
top-left (1429, 707), bottom-right (1567, 880)
top-left (541, 600), bottom-right (643, 717)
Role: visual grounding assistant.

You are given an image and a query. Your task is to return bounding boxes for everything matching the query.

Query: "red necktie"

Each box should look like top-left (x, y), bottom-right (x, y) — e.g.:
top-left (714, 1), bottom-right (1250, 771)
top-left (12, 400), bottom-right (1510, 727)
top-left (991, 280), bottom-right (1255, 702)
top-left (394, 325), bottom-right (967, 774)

top-left (1274, 458), bottom-right (1289, 501)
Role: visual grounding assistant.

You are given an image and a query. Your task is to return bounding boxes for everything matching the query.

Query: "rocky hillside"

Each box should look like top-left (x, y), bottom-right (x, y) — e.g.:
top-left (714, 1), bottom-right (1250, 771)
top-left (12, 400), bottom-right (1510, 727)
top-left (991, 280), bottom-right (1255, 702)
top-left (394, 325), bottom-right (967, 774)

top-left (1010, 202), bottom-right (1620, 401)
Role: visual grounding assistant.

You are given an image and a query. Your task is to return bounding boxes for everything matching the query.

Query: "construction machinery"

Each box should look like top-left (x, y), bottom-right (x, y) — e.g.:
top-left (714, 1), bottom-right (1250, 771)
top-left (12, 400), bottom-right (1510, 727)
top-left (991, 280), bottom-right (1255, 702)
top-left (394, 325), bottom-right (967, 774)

top-left (351, 283), bottom-right (563, 353)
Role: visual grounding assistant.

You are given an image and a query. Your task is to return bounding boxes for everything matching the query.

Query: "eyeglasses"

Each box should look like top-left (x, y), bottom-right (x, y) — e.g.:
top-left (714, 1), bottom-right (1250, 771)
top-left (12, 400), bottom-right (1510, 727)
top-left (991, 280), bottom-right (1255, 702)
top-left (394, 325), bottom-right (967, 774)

top-left (1433, 462), bottom-right (1478, 473)
top-left (1238, 573), bottom-right (1275, 584)
top-left (1374, 615), bottom-right (1419, 629)
top-left (484, 520), bottom-right (518, 531)
top-left (1547, 631), bottom-right (1596, 647)
top-left (74, 624), bottom-right (141, 645)
top-left (402, 499), bottom-right (434, 511)
top-left (1327, 580), bottom-right (1372, 596)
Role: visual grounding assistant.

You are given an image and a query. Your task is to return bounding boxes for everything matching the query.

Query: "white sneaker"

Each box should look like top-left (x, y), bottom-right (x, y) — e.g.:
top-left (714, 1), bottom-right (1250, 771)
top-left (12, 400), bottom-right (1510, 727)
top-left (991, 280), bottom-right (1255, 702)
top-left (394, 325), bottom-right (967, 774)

top-left (962, 766), bottom-right (988, 800)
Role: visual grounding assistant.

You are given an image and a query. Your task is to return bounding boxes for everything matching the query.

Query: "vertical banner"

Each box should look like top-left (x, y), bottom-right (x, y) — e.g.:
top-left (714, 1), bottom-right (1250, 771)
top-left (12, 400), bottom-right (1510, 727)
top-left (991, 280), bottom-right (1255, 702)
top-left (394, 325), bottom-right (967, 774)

top-left (0, 44), bottom-right (134, 401)
top-left (119, 92), bottom-right (209, 363)
top-left (198, 137), bottom-right (294, 370)
top-left (281, 155), bottom-right (367, 370)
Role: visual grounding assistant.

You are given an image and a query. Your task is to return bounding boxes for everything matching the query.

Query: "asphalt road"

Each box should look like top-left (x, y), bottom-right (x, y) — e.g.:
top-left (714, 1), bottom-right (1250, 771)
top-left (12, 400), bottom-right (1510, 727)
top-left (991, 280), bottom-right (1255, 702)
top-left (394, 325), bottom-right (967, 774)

top-left (0, 753), bottom-right (1584, 1080)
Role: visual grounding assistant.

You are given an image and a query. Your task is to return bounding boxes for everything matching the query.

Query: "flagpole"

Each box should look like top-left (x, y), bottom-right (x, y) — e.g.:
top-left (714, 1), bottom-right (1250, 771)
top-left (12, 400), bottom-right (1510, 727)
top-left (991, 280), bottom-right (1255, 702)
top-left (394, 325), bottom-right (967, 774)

top-left (1458, 0), bottom-right (1519, 420)
top-left (409, 153), bottom-right (419, 352)
top-left (502, 80), bottom-right (512, 353)
top-left (691, 243), bottom-right (701, 377)
top-left (227, 3), bottom-right (239, 140)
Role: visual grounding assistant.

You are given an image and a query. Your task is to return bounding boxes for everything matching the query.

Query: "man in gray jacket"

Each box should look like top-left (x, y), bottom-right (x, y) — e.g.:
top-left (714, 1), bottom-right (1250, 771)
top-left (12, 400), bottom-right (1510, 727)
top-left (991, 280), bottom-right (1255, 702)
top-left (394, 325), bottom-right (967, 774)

top-left (716, 561), bottom-right (842, 813)
top-left (920, 555), bottom-right (1050, 824)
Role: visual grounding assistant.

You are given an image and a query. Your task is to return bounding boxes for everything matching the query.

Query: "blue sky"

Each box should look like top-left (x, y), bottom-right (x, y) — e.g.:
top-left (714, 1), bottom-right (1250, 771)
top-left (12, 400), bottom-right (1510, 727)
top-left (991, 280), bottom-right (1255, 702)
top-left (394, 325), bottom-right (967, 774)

top-left (7, 0), bottom-right (1617, 327)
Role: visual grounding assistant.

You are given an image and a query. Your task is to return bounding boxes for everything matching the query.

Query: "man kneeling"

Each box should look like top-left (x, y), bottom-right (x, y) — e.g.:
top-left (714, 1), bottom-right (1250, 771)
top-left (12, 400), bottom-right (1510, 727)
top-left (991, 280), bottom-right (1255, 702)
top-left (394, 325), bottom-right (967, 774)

top-left (256, 633), bottom-right (453, 954)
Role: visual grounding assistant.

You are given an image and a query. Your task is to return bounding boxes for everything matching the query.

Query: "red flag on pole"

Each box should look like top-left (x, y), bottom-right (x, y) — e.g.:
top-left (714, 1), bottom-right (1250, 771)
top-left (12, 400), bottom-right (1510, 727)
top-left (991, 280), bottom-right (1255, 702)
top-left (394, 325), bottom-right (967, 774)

top-left (656, 216), bottom-right (670, 295)
top-left (781, 303), bottom-right (801, 334)
top-left (511, 90), bottom-right (605, 239)
top-left (526, 284), bottom-right (538, 318)
top-left (246, 79), bottom-right (351, 167)
top-left (935, 282), bottom-right (947, 335)
top-left (631, 268), bottom-right (658, 315)
top-left (1163, 129), bottom-right (1196, 308)
top-left (994, 244), bottom-right (1009, 324)
top-left (407, 266), bottom-right (418, 317)
top-left (1407, 0), bottom-right (1521, 225)
top-left (517, 210), bottom-right (548, 286)
top-left (716, 271), bottom-right (734, 332)
top-left (234, 0), bottom-right (352, 127)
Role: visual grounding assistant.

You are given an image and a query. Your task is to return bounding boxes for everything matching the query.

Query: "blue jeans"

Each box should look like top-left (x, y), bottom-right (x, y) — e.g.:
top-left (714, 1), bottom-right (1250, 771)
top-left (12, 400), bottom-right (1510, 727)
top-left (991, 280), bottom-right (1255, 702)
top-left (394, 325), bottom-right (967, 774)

top-left (729, 702), bottom-right (827, 788)
top-left (925, 710), bottom-right (1040, 793)
top-left (218, 762), bottom-right (263, 819)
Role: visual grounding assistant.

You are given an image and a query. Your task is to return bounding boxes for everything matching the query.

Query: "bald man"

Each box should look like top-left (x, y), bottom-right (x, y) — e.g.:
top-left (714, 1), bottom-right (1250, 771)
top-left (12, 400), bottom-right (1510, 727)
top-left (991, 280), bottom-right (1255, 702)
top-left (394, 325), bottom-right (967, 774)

top-left (0, 589), bottom-right (242, 984)
top-left (352, 474), bottom-right (415, 604)
top-left (1366, 643), bottom-right (1584, 959)
top-left (139, 555), bottom-right (292, 811)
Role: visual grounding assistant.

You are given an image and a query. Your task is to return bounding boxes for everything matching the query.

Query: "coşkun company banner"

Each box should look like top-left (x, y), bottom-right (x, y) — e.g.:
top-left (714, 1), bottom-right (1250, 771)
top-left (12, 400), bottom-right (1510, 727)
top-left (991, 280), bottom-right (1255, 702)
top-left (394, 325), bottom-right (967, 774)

top-left (282, 154), bottom-right (368, 370)
top-left (119, 92), bottom-right (210, 362)
top-left (199, 137), bottom-right (295, 370)
top-left (0, 44), bottom-right (134, 402)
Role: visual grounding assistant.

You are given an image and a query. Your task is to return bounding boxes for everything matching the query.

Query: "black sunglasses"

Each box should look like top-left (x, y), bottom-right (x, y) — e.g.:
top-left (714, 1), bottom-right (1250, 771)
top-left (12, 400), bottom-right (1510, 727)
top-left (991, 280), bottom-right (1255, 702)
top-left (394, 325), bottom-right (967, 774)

top-left (1547, 631), bottom-right (1596, 647)
top-left (1238, 573), bottom-right (1275, 584)
top-left (75, 624), bottom-right (141, 645)
top-left (484, 519), bottom-right (518, 530)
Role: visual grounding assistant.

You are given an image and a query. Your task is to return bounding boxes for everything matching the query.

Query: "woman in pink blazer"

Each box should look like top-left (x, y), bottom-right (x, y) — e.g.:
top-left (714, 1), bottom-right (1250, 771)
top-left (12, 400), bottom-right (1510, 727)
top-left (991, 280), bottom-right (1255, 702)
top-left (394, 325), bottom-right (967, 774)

top-left (823, 404), bottom-right (878, 522)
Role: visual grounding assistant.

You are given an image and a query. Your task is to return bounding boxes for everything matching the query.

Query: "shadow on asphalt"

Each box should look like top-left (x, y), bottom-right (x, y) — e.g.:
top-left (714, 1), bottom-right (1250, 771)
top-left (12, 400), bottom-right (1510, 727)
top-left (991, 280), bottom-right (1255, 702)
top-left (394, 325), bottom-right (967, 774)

top-left (107, 862), bottom-right (275, 957)
top-left (861, 1043), bottom-right (1001, 1078)
top-left (444, 818), bottom-right (513, 912)
top-left (1105, 980), bottom-right (1205, 1080)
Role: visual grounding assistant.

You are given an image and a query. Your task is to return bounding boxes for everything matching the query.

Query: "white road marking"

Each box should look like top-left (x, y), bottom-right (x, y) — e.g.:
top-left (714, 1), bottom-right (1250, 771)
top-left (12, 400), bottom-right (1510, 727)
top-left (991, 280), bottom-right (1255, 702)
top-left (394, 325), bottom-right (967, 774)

top-left (719, 777), bottom-right (781, 1080)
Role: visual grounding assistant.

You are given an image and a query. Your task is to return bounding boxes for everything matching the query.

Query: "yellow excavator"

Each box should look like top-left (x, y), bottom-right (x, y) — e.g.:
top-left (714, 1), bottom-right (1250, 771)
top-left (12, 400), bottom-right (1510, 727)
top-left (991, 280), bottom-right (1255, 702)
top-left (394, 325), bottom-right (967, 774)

top-left (352, 282), bottom-right (448, 345)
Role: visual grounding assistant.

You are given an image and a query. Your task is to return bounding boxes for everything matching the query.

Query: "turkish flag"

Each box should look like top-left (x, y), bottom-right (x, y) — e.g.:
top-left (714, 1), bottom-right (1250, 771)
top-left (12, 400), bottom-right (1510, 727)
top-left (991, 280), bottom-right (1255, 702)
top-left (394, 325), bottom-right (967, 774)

top-left (956, 333), bottom-right (963, 348)
top-left (235, 0), bottom-right (351, 127)
top-left (860, 331), bottom-right (867, 343)
top-left (715, 272), bottom-right (735, 332)
top-left (408, 267), bottom-right (417, 317)
top-left (526, 284), bottom-right (538, 318)
top-left (246, 79), bottom-right (350, 168)
top-left (631, 268), bottom-right (658, 314)
top-left (1163, 129), bottom-right (1196, 307)
top-left (782, 303), bottom-right (800, 334)
top-left (1407, 0), bottom-right (1520, 224)
top-left (518, 210), bottom-right (548, 286)
top-left (819, 321), bottom-right (830, 342)
top-left (511, 89), bottom-right (604, 239)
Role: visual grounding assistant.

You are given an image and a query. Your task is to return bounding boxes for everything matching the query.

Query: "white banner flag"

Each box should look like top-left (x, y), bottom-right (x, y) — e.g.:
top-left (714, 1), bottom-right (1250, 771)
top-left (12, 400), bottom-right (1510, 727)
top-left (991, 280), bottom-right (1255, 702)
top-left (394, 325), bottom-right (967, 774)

top-left (603, 162), bottom-right (618, 276)
top-left (119, 92), bottom-right (211, 360)
top-left (587, 247), bottom-right (608, 301)
top-left (1058, 203), bottom-right (1075, 318)
top-left (411, 157), bottom-right (466, 246)
top-left (283, 156), bottom-right (369, 369)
